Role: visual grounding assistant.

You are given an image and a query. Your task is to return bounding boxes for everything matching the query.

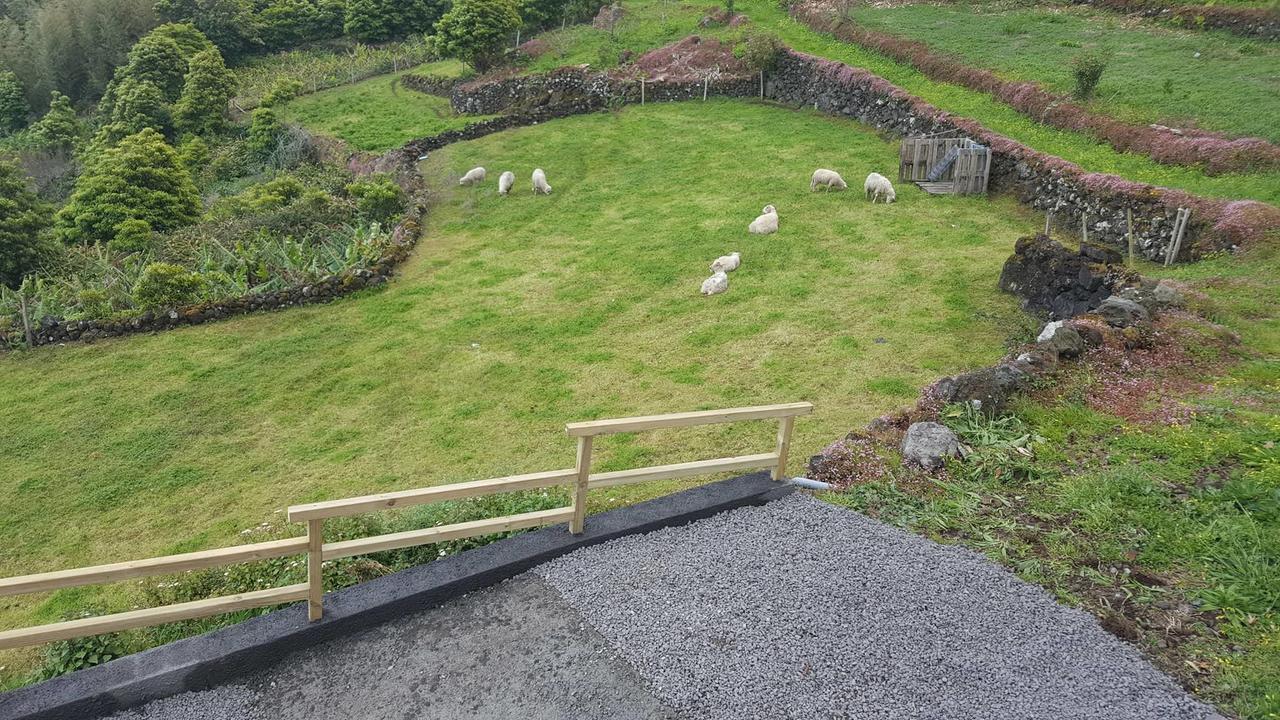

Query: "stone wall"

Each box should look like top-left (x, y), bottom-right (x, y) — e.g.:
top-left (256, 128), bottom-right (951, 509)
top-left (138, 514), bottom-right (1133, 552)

top-left (1071, 0), bottom-right (1280, 41)
top-left (400, 72), bottom-right (470, 98)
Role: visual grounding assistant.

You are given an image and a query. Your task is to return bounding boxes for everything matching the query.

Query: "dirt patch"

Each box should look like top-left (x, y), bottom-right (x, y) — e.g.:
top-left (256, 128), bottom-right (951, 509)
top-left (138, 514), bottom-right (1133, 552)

top-left (627, 36), bottom-right (749, 81)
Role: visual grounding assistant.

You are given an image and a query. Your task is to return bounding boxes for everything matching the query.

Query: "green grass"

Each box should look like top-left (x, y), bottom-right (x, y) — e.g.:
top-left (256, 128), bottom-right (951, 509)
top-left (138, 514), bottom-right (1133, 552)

top-left (282, 61), bottom-right (492, 151)
top-left (0, 99), bottom-right (1040, 683)
top-left (846, 3), bottom-right (1280, 144)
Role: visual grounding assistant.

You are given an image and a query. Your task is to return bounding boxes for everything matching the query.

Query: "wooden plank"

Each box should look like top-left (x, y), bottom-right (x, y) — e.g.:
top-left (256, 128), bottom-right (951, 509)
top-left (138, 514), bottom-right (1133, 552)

top-left (0, 584), bottom-right (309, 650)
top-left (588, 453), bottom-right (780, 489)
top-left (570, 436), bottom-right (593, 535)
top-left (321, 507), bottom-right (575, 561)
top-left (772, 417), bottom-right (795, 481)
top-left (565, 402), bottom-right (813, 437)
top-left (306, 520), bottom-right (323, 622)
top-left (288, 469), bottom-right (577, 522)
top-left (0, 538), bottom-right (310, 598)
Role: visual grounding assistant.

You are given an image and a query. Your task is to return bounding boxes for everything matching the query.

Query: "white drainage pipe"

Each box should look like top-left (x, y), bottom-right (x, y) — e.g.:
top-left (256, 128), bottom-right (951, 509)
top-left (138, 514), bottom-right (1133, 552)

top-left (788, 477), bottom-right (831, 491)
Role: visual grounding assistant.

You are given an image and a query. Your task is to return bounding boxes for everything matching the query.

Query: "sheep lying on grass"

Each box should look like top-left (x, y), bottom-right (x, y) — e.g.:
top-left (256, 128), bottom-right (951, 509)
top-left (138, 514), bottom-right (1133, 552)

top-left (810, 169), bottom-right (847, 192)
top-left (864, 172), bottom-right (896, 203)
top-left (711, 252), bottom-right (741, 274)
top-left (700, 271), bottom-right (729, 296)
top-left (498, 171), bottom-right (515, 195)
top-left (748, 205), bottom-right (778, 235)
top-left (532, 168), bottom-right (552, 195)
top-left (459, 167), bottom-right (486, 186)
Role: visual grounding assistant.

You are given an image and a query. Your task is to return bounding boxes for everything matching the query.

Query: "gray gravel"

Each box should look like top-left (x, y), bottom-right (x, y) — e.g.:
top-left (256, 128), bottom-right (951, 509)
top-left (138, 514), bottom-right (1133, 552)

top-left (534, 493), bottom-right (1223, 720)
top-left (104, 686), bottom-right (264, 720)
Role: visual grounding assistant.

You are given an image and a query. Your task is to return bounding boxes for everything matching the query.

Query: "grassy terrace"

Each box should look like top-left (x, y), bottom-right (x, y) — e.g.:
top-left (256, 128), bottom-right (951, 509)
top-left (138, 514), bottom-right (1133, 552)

top-left (846, 3), bottom-right (1280, 144)
top-left (282, 60), bottom-right (488, 151)
top-left (0, 100), bottom-right (1039, 684)
top-left (515, 0), bottom-right (1280, 205)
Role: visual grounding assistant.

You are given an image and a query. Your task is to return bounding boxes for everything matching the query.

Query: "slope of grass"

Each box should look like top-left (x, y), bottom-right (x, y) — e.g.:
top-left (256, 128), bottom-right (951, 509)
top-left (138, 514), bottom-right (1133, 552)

top-left (0, 99), bottom-right (1038, 683)
top-left (282, 61), bottom-right (490, 151)
top-left (846, 3), bottom-right (1280, 143)
top-left (508, 0), bottom-right (1280, 204)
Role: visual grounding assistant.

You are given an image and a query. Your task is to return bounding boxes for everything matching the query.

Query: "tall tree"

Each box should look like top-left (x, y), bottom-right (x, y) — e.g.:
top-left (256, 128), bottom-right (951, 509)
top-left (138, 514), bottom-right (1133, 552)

top-left (0, 158), bottom-right (52, 288)
top-left (28, 90), bottom-right (82, 150)
top-left (173, 47), bottom-right (234, 136)
top-left (343, 0), bottom-right (395, 42)
top-left (109, 78), bottom-right (172, 137)
top-left (434, 0), bottom-right (522, 72)
top-left (0, 68), bottom-right (26, 133)
top-left (153, 0), bottom-right (259, 62)
top-left (55, 127), bottom-right (200, 244)
top-left (122, 32), bottom-right (187, 101)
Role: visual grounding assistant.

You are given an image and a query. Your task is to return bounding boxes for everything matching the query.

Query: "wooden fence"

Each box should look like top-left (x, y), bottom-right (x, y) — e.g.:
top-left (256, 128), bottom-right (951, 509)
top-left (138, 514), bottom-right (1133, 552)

top-left (0, 402), bottom-right (812, 647)
top-left (898, 137), bottom-right (991, 196)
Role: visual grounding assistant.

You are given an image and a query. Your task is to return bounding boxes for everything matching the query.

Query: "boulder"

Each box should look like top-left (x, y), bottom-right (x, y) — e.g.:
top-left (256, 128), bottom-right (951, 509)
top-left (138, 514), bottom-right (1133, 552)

top-left (1095, 296), bottom-right (1151, 328)
top-left (1036, 320), bottom-right (1065, 343)
top-left (1039, 325), bottom-right (1085, 359)
top-left (1067, 320), bottom-right (1106, 347)
top-left (1153, 280), bottom-right (1186, 308)
top-left (998, 235), bottom-right (1120, 319)
top-left (932, 364), bottom-right (1028, 414)
top-left (901, 422), bottom-right (959, 470)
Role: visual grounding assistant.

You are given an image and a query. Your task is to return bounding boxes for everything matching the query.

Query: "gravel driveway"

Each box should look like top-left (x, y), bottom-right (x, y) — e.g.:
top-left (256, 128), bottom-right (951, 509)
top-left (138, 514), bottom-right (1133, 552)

top-left (106, 493), bottom-right (1221, 720)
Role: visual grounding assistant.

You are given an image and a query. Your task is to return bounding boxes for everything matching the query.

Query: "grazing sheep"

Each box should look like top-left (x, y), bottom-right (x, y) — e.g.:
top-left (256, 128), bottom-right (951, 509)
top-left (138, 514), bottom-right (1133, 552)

top-left (864, 172), bottom-right (896, 203)
top-left (459, 167), bottom-right (486, 186)
top-left (700, 271), bottom-right (729, 296)
top-left (710, 251), bottom-right (741, 274)
top-left (810, 169), bottom-right (847, 192)
top-left (498, 171), bottom-right (515, 195)
top-left (748, 204), bottom-right (778, 235)
top-left (532, 168), bottom-right (552, 195)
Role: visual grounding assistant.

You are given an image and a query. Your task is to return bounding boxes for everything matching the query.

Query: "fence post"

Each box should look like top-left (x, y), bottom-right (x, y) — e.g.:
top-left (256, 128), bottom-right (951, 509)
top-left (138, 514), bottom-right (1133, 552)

top-left (306, 520), bottom-right (324, 621)
top-left (1044, 211), bottom-right (1052, 236)
top-left (570, 436), bottom-right (593, 534)
top-left (759, 70), bottom-right (764, 99)
top-left (1081, 214), bottom-right (1088, 245)
top-left (772, 417), bottom-right (795, 481)
top-left (18, 292), bottom-right (34, 348)
top-left (640, 78), bottom-right (645, 105)
top-left (1126, 208), bottom-right (1135, 267)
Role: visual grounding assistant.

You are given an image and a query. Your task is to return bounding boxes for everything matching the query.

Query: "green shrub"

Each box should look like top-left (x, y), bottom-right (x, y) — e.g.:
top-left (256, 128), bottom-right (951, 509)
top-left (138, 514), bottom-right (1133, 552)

top-left (0, 159), bottom-right (54, 289)
top-left (260, 78), bottom-right (304, 107)
top-left (74, 289), bottom-right (113, 319)
top-left (246, 107), bottom-right (284, 158)
top-left (739, 29), bottom-right (784, 72)
top-left (109, 219), bottom-right (155, 255)
top-left (33, 632), bottom-right (125, 681)
top-left (28, 92), bottom-right (82, 151)
top-left (134, 262), bottom-right (208, 309)
top-left (345, 174), bottom-right (405, 222)
top-left (1070, 51), bottom-right (1108, 101)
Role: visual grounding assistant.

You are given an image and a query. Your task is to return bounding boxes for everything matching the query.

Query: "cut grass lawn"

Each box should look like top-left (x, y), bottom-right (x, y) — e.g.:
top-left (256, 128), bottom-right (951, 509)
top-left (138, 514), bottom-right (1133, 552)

top-left (516, 0), bottom-right (1280, 205)
top-left (846, 3), bottom-right (1280, 144)
top-left (282, 60), bottom-right (490, 151)
top-left (0, 99), bottom-right (1039, 684)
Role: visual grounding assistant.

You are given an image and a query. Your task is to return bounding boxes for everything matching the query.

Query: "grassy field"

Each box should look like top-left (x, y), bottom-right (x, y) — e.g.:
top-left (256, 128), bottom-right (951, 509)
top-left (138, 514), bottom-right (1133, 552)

top-left (282, 60), bottom-right (487, 151)
top-left (0, 99), bottom-right (1039, 683)
top-left (846, 3), bottom-right (1280, 143)
top-left (515, 0), bottom-right (1280, 205)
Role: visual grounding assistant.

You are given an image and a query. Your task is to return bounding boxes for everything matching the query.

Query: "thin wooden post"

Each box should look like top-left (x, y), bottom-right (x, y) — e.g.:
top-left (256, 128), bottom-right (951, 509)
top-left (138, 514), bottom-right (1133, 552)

top-left (703, 76), bottom-right (709, 101)
top-left (1126, 208), bottom-right (1135, 267)
top-left (570, 436), bottom-right (593, 534)
top-left (18, 292), bottom-right (34, 348)
top-left (1081, 214), bottom-right (1088, 245)
top-left (759, 70), bottom-right (764, 99)
top-left (306, 520), bottom-right (323, 621)
top-left (1044, 211), bottom-right (1052, 236)
top-left (640, 78), bottom-right (645, 105)
top-left (773, 417), bottom-right (795, 481)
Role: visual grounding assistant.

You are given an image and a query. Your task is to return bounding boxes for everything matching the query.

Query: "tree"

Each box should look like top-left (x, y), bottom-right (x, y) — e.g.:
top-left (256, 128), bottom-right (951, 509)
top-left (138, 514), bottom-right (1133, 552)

top-left (55, 128), bottom-right (200, 245)
top-left (173, 47), bottom-right (235, 136)
top-left (0, 158), bottom-right (53, 288)
top-left (109, 78), bottom-right (172, 137)
top-left (434, 0), bottom-right (522, 72)
top-left (245, 106), bottom-right (282, 158)
top-left (153, 0), bottom-right (261, 62)
top-left (148, 22), bottom-right (216, 61)
top-left (28, 91), bottom-right (82, 151)
top-left (343, 0), bottom-right (395, 42)
top-left (259, 0), bottom-right (344, 49)
top-left (517, 0), bottom-right (564, 32)
top-left (122, 32), bottom-right (189, 102)
top-left (0, 69), bottom-right (27, 134)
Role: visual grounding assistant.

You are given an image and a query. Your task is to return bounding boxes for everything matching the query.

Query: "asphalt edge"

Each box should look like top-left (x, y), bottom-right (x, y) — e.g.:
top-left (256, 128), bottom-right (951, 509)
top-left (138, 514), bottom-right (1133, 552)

top-left (0, 473), bottom-right (792, 720)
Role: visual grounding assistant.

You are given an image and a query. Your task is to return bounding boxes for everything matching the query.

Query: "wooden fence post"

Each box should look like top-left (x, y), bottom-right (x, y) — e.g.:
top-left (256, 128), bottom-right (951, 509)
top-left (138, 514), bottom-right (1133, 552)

top-left (306, 520), bottom-right (323, 621)
top-left (772, 417), bottom-right (795, 481)
top-left (759, 70), bottom-right (764, 99)
top-left (19, 292), bottom-right (34, 349)
top-left (570, 436), bottom-right (593, 534)
top-left (1044, 212), bottom-right (1052, 236)
top-left (1126, 208), bottom-right (1135, 267)
top-left (640, 78), bottom-right (645, 105)
top-left (703, 76), bottom-right (709, 101)
top-left (1081, 214), bottom-right (1088, 245)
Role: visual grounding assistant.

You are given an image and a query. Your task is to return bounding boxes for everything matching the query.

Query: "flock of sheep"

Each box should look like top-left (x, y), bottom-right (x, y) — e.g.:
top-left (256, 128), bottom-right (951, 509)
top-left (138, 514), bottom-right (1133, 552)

top-left (457, 164), bottom-right (897, 297)
top-left (459, 166), bottom-right (552, 195)
top-left (698, 169), bottom-right (897, 296)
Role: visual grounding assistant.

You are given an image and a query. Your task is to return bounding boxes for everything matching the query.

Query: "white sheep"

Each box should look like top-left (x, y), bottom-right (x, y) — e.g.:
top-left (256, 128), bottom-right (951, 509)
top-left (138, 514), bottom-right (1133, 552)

top-left (498, 171), bottom-right (515, 196)
top-left (459, 167), bottom-right (486, 186)
top-left (748, 204), bottom-right (778, 235)
top-left (700, 271), bottom-right (729, 296)
top-left (532, 168), bottom-right (552, 195)
top-left (710, 252), bottom-right (741, 274)
top-left (864, 172), bottom-right (896, 203)
top-left (810, 169), bottom-right (847, 192)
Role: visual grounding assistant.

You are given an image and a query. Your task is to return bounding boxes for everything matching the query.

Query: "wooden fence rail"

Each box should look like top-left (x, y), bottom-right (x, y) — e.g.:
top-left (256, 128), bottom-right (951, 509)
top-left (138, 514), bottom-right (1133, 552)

top-left (0, 402), bottom-right (812, 648)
